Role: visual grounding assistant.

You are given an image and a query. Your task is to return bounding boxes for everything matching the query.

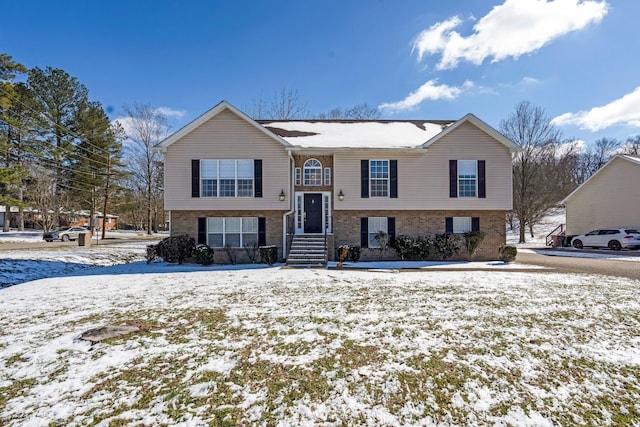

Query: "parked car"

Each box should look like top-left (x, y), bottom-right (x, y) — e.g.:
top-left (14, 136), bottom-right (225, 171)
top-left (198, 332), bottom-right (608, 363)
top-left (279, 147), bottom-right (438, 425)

top-left (571, 228), bottom-right (640, 250)
top-left (43, 226), bottom-right (90, 242)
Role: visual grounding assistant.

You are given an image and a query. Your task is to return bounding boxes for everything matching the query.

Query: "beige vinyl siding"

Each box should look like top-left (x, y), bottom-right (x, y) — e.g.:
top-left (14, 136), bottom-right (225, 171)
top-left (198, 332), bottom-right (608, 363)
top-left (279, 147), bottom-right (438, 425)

top-left (164, 110), bottom-right (290, 210)
top-left (565, 157), bottom-right (640, 235)
top-left (333, 122), bottom-right (513, 210)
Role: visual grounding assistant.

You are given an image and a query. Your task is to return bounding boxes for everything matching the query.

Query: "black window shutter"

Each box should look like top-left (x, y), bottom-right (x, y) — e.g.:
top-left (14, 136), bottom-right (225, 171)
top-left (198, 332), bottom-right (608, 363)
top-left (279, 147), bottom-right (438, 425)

top-left (449, 160), bottom-right (457, 198)
top-left (361, 160), bottom-right (369, 198)
top-left (360, 217), bottom-right (368, 248)
top-left (197, 217), bottom-right (206, 244)
top-left (192, 160), bottom-right (200, 198)
top-left (254, 159), bottom-right (263, 198)
top-left (477, 160), bottom-right (486, 198)
top-left (258, 217), bottom-right (266, 246)
top-left (472, 217), bottom-right (480, 232)
top-left (445, 217), bottom-right (453, 234)
top-left (388, 217), bottom-right (396, 247)
top-left (390, 160), bottom-right (398, 198)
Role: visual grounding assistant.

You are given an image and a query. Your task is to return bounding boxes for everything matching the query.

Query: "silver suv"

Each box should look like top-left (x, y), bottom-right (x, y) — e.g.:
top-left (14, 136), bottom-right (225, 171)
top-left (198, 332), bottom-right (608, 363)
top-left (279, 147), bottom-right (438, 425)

top-left (571, 228), bottom-right (640, 250)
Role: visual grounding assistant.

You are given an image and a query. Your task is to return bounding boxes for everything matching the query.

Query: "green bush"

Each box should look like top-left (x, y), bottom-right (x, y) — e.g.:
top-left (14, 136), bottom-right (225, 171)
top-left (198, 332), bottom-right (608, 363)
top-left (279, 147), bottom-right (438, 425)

top-left (498, 245), bottom-right (517, 263)
top-left (154, 235), bottom-right (195, 264)
top-left (146, 244), bottom-right (159, 264)
top-left (433, 234), bottom-right (461, 260)
top-left (463, 231), bottom-right (486, 260)
top-left (192, 244), bottom-right (214, 265)
top-left (393, 235), bottom-right (432, 260)
top-left (347, 245), bottom-right (361, 262)
top-left (259, 245), bottom-right (278, 265)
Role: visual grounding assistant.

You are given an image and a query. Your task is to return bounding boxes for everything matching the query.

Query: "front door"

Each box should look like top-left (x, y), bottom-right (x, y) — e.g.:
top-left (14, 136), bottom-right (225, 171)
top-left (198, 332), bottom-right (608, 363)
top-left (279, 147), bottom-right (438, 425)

top-left (304, 193), bottom-right (323, 233)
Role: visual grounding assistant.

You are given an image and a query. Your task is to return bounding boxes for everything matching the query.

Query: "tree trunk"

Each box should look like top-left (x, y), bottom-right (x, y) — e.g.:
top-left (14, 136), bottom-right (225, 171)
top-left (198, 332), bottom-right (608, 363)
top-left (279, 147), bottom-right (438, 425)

top-left (101, 156), bottom-right (111, 240)
top-left (3, 205), bottom-right (9, 232)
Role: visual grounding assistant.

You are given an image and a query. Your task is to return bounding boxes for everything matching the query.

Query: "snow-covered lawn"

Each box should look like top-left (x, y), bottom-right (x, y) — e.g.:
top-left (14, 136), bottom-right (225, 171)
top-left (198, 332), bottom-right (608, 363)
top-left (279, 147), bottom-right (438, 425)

top-left (2, 266), bottom-right (639, 426)
top-left (0, 242), bottom-right (153, 288)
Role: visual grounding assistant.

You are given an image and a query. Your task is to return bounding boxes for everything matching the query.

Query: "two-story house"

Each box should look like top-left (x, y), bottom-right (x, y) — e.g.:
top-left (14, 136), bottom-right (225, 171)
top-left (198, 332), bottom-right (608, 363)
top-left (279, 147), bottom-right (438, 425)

top-left (158, 101), bottom-right (520, 264)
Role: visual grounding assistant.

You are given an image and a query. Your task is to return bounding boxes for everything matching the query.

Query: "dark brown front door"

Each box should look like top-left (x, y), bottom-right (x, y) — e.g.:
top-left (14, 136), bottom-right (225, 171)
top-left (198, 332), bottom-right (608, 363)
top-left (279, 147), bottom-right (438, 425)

top-left (304, 193), bottom-right (322, 233)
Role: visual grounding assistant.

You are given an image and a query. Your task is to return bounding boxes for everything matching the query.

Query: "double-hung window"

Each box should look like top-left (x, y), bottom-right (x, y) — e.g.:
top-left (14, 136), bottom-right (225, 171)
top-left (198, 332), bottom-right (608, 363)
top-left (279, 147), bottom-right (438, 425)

top-left (458, 160), bottom-right (477, 198)
top-left (453, 217), bottom-right (472, 233)
top-left (370, 160), bottom-right (389, 197)
top-left (201, 160), bottom-right (218, 197)
top-left (200, 159), bottom-right (254, 198)
top-left (368, 217), bottom-right (388, 248)
top-left (207, 217), bottom-right (258, 248)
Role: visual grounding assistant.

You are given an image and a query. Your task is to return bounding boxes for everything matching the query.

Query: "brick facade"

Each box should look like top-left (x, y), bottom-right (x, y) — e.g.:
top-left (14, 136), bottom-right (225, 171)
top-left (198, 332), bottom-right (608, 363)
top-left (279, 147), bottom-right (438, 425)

top-left (170, 210), bottom-right (287, 264)
top-left (333, 210), bottom-right (506, 261)
top-left (293, 154), bottom-right (334, 193)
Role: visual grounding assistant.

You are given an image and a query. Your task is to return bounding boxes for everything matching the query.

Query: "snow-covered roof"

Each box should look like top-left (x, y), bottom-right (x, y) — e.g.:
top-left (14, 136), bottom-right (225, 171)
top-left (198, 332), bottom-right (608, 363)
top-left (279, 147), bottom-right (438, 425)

top-left (259, 120), bottom-right (451, 149)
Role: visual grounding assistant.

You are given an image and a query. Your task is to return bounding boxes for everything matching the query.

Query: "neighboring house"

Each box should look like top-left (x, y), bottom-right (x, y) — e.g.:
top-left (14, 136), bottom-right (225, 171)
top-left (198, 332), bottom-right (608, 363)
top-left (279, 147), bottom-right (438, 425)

top-left (158, 101), bottom-right (520, 263)
top-left (68, 211), bottom-right (119, 230)
top-left (563, 155), bottom-right (640, 235)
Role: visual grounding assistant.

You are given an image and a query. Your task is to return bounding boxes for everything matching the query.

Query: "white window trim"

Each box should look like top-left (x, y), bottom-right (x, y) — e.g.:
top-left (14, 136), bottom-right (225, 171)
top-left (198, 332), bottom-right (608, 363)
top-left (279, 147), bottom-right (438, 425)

top-left (295, 167), bottom-right (301, 186)
top-left (207, 217), bottom-right (258, 248)
top-left (368, 216), bottom-right (388, 248)
top-left (457, 160), bottom-right (478, 198)
top-left (303, 159), bottom-right (323, 186)
top-left (324, 167), bottom-right (331, 186)
top-left (369, 159), bottom-right (390, 198)
top-left (452, 217), bottom-right (472, 234)
top-left (200, 159), bottom-right (254, 198)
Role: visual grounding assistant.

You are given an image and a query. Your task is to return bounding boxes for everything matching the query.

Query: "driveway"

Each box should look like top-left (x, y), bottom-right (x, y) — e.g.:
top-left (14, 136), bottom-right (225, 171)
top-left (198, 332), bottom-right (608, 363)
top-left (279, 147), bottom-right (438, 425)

top-left (516, 248), bottom-right (640, 280)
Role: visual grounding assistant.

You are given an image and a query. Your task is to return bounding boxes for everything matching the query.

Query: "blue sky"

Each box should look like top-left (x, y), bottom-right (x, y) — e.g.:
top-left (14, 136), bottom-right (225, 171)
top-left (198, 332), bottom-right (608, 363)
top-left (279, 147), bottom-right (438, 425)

top-left (2, 0), bottom-right (639, 144)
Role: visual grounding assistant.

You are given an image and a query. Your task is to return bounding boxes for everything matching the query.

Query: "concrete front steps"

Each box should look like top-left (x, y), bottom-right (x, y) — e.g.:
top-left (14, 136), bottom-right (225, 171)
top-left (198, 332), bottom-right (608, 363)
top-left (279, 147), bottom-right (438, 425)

top-left (286, 234), bottom-right (328, 267)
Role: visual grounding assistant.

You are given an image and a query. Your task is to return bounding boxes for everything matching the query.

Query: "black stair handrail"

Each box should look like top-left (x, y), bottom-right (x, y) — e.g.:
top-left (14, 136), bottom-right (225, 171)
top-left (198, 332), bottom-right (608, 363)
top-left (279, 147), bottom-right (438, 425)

top-left (545, 224), bottom-right (565, 246)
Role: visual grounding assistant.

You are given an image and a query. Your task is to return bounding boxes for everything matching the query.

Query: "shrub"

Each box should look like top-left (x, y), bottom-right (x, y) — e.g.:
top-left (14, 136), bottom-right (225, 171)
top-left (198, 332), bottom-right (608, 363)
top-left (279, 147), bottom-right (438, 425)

top-left (155, 235), bottom-right (195, 264)
top-left (192, 244), bottom-right (214, 265)
top-left (498, 245), bottom-right (517, 263)
top-left (224, 245), bottom-right (238, 265)
top-left (393, 235), bottom-right (415, 260)
top-left (463, 231), bottom-right (486, 260)
top-left (347, 245), bottom-right (361, 262)
top-left (259, 245), bottom-right (278, 265)
top-left (432, 234), bottom-right (461, 260)
top-left (244, 242), bottom-right (259, 263)
top-left (146, 244), bottom-right (159, 264)
top-left (393, 236), bottom-right (432, 260)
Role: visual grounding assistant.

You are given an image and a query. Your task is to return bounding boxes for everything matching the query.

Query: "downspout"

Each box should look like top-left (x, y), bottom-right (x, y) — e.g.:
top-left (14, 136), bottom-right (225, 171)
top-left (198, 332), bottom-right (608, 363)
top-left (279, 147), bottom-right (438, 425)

top-left (282, 150), bottom-right (295, 258)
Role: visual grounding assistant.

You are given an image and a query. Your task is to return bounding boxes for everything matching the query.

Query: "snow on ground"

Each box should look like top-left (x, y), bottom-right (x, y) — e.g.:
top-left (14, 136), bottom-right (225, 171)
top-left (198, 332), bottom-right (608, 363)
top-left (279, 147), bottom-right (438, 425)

top-left (0, 229), bottom-right (168, 243)
top-left (1, 262), bottom-right (640, 425)
top-left (506, 206), bottom-right (566, 248)
top-left (1, 226), bottom-right (639, 425)
top-left (0, 242), bottom-right (154, 288)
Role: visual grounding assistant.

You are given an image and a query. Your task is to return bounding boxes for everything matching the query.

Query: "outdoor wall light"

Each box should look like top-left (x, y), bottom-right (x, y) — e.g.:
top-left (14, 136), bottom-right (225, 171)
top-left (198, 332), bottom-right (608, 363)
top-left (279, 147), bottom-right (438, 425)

top-left (338, 189), bottom-right (344, 201)
top-left (279, 189), bottom-right (286, 201)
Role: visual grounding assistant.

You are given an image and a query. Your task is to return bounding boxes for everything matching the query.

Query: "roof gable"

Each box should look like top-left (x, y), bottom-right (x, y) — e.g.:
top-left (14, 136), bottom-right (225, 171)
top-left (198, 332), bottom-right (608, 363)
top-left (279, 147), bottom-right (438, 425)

top-left (421, 113), bottom-right (521, 152)
top-left (156, 101), bottom-right (292, 152)
top-left (563, 154), bottom-right (640, 204)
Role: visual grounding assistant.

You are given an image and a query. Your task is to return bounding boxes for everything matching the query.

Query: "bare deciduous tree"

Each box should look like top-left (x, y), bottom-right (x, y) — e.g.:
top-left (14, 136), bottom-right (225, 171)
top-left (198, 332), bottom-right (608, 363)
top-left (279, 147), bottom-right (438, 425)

top-left (500, 101), bottom-right (570, 243)
top-left (621, 135), bottom-right (640, 156)
top-left (120, 103), bottom-right (169, 234)
top-left (317, 103), bottom-right (381, 120)
top-left (248, 88), bottom-right (310, 120)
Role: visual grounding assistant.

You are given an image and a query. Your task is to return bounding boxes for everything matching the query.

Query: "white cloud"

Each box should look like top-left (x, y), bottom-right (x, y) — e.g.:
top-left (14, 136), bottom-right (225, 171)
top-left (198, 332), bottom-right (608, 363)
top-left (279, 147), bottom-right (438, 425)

top-left (379, 80), bottom-right (473, 113)
top-left (413, 0), bottom-right (608, 70)
top-left (551, 86), bottom-right (640, 131)
top-left (156, 107), bottom-right (186, 118)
